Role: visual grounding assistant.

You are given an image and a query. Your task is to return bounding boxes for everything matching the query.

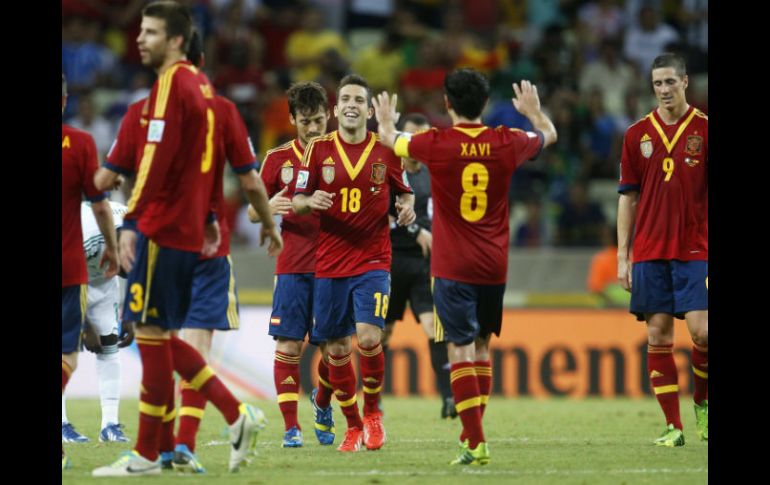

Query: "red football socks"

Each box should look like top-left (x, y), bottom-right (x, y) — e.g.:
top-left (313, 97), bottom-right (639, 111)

top-left (134, 336), bottom-right (174, 461)
top-left (328, 353), bottom-right (363, 429)
top-left (274, 351), bottom-right (301, 430)
top-left (315, 357), bottom-right (333, 408)
top-left (450, 362), bottom-right (485, 449)
top-left (359, 343), bottom-right (384, 416)
top-left (648, 344), bottom-right (682, 430)
top-left (692, 344), bottom-right (708, 405)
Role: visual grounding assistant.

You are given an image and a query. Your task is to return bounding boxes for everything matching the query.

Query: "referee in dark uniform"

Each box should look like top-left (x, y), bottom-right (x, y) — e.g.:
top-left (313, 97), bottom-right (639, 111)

top-left (382, 113), bottom-right (456, 419)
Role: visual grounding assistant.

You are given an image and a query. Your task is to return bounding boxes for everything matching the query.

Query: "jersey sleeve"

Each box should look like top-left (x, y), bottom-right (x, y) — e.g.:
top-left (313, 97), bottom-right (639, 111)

top-left (394, 127), bottom-right (439, 165)
top-left (80, 132), bottom-right (107, 202)
top-left (293, 139), bottom-right (320, 196)
top-left (223, 99), bottom-right (259, 174)
top-left (125, 69), bottom-right (186, 220)
top-left (386, 150), bottom-right (413, 194)
top-left (104, 104), bottom-right (141, 175)
top-left (504, 127), bottom-right (544, 167)
top-left (259, 153), bottom-right (280, 197)
top-left (618, 128), bottom-right (641, 193)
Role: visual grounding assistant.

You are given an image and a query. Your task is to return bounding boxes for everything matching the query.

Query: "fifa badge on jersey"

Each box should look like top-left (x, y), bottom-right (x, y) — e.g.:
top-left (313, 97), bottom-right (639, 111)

top-left (280, 160), bottom-right (294, 184)
top-left (322, 157), bottom-right (335, 184)
top-left (370, 162), bottom-right (386, 185)
top-left (639, 133), bottom-right (653, 158)
top-left (684, 157), bottom-right (700, 167)
top-left (147, 120), bottom-right (166, 142)
top-left (685, 135), bottom-right (703, 156)
top-left (296, 170), bottom-right (309, 189)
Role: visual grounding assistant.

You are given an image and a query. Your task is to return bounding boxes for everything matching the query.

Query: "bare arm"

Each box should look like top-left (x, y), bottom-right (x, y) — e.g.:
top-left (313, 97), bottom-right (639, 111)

top-left (292, 191), bottom-right (335, 215)
top-left (94, 167), bottom-right (122, 192)
top-left (512, 80), bottom-right (557, 148)
top-left (238, 169), bottom-right (283, 256)
top-left (617, 191), bottom-right (638, 291)
top-left (90, 199), bottom-right (119, 279)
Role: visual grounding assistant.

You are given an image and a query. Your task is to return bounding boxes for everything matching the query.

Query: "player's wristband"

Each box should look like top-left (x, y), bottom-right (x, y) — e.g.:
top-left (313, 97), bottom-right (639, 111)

top-left (394, 131), bottom-right (412, 158)
top-left (406, 223), bottom-right (421, 236)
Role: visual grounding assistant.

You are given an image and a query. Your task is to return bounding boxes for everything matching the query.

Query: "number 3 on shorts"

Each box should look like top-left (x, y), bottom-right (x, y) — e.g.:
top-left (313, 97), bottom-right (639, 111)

top-left (129, 283), bottom-right (144, 312)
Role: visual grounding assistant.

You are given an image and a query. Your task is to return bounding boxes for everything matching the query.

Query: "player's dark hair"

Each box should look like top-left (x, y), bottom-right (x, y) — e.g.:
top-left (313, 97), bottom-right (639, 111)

top-left (287, 81), bottom-right (329, 118)
top-left (397, 112), bottom-right (429, 130)
top-left (62, 73), bottom-right (67, 97)
top-left (187, 28), bottom-right (203, 67)
top-left (444, 68), bottom-right (490, 119)
top-left (337, 74), bottom-right (371, 107)
top-left (651, 53), bottom-right (687, 78)
top-left (142, 1), bottom-right (193, 53)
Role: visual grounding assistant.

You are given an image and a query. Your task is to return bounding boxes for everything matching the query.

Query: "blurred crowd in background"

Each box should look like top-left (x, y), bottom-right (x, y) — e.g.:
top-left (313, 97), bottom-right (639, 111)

top-left (62, 0), bottom-right (707, 251)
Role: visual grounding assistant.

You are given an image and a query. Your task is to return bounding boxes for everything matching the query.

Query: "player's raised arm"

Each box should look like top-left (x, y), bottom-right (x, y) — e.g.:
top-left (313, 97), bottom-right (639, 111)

top-left (372, 91), bottom-right (401, 149)
top-left (511, 80), bottom-right (557, 148)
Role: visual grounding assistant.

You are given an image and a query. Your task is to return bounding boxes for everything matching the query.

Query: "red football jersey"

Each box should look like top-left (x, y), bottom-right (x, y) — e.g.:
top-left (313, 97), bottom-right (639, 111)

top-left (295, 131), bottom-right (413, 278)
top-left (124, 60), bottom-right (217, 252)
top-left (105, 99), bottom-right (147, 175)
top-left (619, 106), bottom-right (708, 262)
top-left (62, 124), bottom-right (107, 286)
top-left (259, 138), bottom-right (319, 274)
top-left (399, 123), bottom-right (543, 284)
top-left (207, 95), bottom-right (259, 259)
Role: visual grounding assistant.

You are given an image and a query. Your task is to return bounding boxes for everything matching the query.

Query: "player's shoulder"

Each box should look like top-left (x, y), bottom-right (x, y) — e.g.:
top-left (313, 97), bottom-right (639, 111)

top-left (62, 124), bottom-right (96, 148)
top-left (215, 94), bottom-right (237, 111)
top-left (264, 140), bottom-right (295, 159)
top-left (62, 123), bottom-right (92, 139)
top-left (623, 112), bottom-right (653, 135)
top-left (692, 107), bottom-right (708, 122)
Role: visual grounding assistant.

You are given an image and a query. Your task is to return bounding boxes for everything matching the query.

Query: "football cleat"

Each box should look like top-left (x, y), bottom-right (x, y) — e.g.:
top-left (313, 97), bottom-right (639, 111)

top-left (694, 400), bottom-right (708, 441)
top-left (654, 424), bottom-right (685, 447)
top-left (160, 451), bottom-right (174, 470)
top-left (450, 441), bottom-right (490, 465)
top-left (92, 451), bottom-right (162, 477)
top-left (228, 403), bottom-right (267, 472)
top-left (310, 388), bottom-right (336, 445)
top-left (441, 397), bottom-right (458, 419)
top-left (172, 444), bottom-right (206, 473)
top-left (99, 423), bottom-right (130, 442)
top-left (282, 426), bottom-right (304, 448)
top-left (362, 412), bottom-right (386, 450)
top-left (62, 422), bottom-right (90, 443)
top-left (337, 427), bottom-right (363, 452)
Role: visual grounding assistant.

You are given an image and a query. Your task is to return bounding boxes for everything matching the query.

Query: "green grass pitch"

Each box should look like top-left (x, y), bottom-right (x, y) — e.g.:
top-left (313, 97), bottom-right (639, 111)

top-left (63, 396), bottom-right (707, 484)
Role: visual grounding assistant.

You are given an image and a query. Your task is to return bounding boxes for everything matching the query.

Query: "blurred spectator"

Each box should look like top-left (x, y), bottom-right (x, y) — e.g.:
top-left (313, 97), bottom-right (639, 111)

top-left (68, 93), bottom-right (115, 161)
top-left (389, 8), bottom-right (430, 68)
top-left (255, 3), bottom-right (300, 72)
top-left (209, 0), bottom-right (261, 73)
top-left (488, 41), bottom-right (539, 102)
top-left (346, 0), bottom-right (395, 29)
top-left (579, 89), bottom-right (622, 180)
top-left (676, 0), bottom-right (708, 74)
top-left (258, 72), bottom-right (295, 155)
top-left (578, 38), bottom-right (636, 119)
top-left (352, 27), bottom-right (406, 93)
top-left (399, 38), bottom-right (450, 126)
top-left (531, 23), bottom-right (578, 95)
top-left (513, 198), bottom-right (546, 248)
top-left (575, 0), bottom-right (625, 61)
top-left (212, 39), bottom-right (266, 114)
top-left (623, 5), bottom-right (679, 74)
top-left (285, 7), bottom-right (349, 82)
top-left (556, 182), bottom-right (606, 247)
top-left (403, 0), bottom-right (446, 30)
top-left (586, 225), bottom-right (630, 307)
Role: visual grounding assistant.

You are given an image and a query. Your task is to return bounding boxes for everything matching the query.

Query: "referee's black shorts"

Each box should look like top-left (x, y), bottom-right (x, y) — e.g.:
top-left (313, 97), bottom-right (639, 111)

top-left (387, 253), bottom-right (433, 323)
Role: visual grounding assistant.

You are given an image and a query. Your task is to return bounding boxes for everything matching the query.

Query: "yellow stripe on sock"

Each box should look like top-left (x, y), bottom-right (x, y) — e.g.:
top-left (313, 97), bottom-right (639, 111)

top-left (189, 365), bottom-right (215, 391)
top-left (135, 338), bottom-right (166, 346)
top-left (359, 345), bottom-right (382, 357)
top-left (277, 393), bottom-right (300, 403)
top-left (338, 395), bottom-right (357, 407)
top-left (179, 406), bottom-right (205, 419)
top-left (692, 366), bottom-right (708, 379)
top-left (329, 355), bottom-right (351, 367)
top-left (275, 353), bottom-right (301, 364)
top-left (480, 395), bottom-right (489, 405)
top-left (653, 384), bottom-right (679, 395)
top-left (163, 407), bottom-right (177, 423)
top-left (455, 397), bottom-right (482, 413)
top-left (450, 368), bottom-right (477, 383)
top-left (319, 376), bottom-right (333, 389)
top-left (139, 401), bottom-right (166, 417)
top-left (363, 385), bottom-right (382, 394)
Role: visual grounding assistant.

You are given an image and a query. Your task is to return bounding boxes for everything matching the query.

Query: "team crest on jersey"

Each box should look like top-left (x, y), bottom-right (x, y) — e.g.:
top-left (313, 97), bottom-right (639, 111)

top-left (280, 161), bottom-right (294, 184)
top-left (370, 162), bottom-right (386, 185)
top-left (322, 157), bottom-right (335, 184)
top-left (640, 133), bottom-right (653, 158)
top-left (685, 135), bottom-right (703, 156)
top-left (684, 157), bottom-right (700, 167)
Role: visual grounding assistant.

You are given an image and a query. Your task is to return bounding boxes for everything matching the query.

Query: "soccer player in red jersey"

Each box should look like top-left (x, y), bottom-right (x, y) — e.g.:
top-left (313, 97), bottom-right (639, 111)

top-left (251, 81), bottom-right (336, 448)
top-left (92, 2), bottom-right (280, 476)
top-left (292, 74), bottom-right (415, 452)
top-left (373, 68), bottom-right (557, 465)
top-left (617, 53), bottom-right (708, 447)
top-left (61, 73), bottom-right (120, 470)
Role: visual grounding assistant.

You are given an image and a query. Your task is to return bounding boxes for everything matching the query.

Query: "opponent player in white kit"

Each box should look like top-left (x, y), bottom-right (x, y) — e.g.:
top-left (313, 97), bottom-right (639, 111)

top-left (61, 201), bottom-right (133, 443)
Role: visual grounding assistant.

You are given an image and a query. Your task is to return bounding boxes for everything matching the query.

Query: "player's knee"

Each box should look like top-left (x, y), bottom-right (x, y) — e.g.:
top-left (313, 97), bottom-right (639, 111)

top-left (647, 327), bottom-right (674, 346)
top-left (691, 328), bottom-right (708, 348)
top-left (357, 332), bottom-right (381, 349)
top-left (276, 338), bottom-right (302, 356)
